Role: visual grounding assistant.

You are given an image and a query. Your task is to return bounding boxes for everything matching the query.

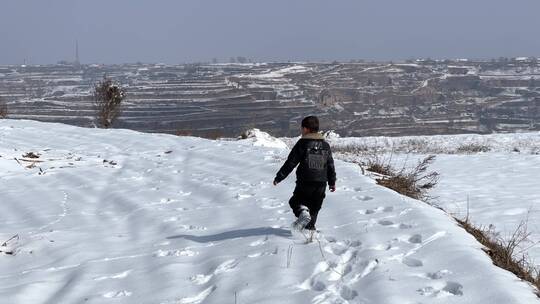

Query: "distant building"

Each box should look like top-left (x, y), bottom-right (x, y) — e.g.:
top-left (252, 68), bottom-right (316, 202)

top-left (448, 66), bottom-right (469, 75)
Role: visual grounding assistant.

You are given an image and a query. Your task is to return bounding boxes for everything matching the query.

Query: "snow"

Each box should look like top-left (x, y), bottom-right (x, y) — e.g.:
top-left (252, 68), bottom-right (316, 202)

top-left (319, 132), bottom-right (540, 273)
top-left (1, 120), bottom-right (539, 303)
top-left (428, 154), bottom-right (540, 261)
top-left (324, 132), bottom-right (540, 154)
top-left (239, 128), bottom-right (288, 149)
top-left (323, 130), bottom-right (341, 141)
top-left (241, 65), bottom-right (311, 79)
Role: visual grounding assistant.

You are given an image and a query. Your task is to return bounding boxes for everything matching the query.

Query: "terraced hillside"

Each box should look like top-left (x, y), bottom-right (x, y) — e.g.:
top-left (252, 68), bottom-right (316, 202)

top-left (1, 59), bottom-right (540, 137)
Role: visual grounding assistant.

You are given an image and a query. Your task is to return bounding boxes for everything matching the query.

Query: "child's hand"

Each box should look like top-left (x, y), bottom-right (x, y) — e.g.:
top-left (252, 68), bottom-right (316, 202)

top-left (273, 180), bottom-right (278, 186)
top-left (329, 185), bottom-right (336, 192)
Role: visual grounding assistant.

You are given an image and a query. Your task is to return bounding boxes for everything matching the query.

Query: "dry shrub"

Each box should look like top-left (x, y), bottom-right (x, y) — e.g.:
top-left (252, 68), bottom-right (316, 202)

top-left (456, 143), bottom-right (491, 154)
top-left (367, 160), bottom-right (394, 176)
top-left (375, 155), bottom-right (439, 201)
top-left (94, 78), bottom-right (126, 128)
top-left (0, 98), bottom-right (7, 118)
top-left (456, 218), bottom-right (540, 296)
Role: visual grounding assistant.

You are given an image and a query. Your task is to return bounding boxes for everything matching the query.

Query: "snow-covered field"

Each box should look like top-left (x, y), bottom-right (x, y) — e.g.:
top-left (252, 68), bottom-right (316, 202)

top-left (429, 153), bottom-right (540, 260)
top-left (1, 120), bottom-right (539, 303)
top-left (318, 132), bottom-right (540, 273)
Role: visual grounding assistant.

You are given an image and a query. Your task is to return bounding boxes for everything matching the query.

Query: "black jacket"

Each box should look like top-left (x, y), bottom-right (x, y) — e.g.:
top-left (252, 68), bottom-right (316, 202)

top-left (275, 133), bottom-right (337, 186)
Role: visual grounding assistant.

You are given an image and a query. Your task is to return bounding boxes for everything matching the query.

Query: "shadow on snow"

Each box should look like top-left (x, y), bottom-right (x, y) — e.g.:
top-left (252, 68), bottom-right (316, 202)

top-left (167, 227), bottom-right (292, 243)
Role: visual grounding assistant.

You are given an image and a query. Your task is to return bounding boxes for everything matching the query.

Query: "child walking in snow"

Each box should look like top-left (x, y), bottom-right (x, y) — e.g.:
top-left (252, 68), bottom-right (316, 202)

top-left (273, 116), bottom-right (337, 236)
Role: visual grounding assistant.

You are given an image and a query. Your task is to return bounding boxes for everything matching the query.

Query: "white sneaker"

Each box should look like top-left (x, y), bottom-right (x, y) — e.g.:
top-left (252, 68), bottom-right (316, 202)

top-left (293, 207), bottom-right (311, 230)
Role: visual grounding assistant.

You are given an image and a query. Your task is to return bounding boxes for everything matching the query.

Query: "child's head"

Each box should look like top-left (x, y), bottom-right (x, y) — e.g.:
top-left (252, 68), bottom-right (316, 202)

top-left (301, 116), bottom-right (319, 134)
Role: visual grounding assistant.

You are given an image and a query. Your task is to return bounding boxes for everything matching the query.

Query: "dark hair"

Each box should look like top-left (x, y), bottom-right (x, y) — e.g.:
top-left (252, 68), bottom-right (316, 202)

top-left (301, 116), bottom-right (319, 132)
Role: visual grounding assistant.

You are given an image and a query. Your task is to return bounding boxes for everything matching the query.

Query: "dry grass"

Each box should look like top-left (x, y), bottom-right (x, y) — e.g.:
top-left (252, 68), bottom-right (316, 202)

top-left (175, 129), bottom-right (193, 137)
top-left (456, 217), bottom-right (540, 296)
top-left (332, 143), bottom-right (372, 155)
top-left (456, 143), bottom-right (491, 154)
top-left (364, 153), bottom-right (394, 176)
top-left (330, 138), bottom-right (503, 155)
top-left (367, 162), bottom-right (394, 176)
top-left (204, 129), bottom-right (224, 140)
top-left (372, 155), bottom-right (439, 201)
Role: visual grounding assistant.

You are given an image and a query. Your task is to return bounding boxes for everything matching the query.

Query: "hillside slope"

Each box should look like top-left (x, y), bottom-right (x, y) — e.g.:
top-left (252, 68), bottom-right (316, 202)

top-left (0, 120), bottom-right (538, 303)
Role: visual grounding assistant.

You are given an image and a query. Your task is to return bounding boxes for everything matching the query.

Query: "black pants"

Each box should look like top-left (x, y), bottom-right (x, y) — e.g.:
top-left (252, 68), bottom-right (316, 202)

top-left (289, 182), bottom-right (326, 230)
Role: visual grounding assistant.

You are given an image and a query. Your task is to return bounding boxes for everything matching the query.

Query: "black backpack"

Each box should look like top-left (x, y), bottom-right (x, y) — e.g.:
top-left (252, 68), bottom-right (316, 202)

top-left (305, 141), bottom-right (328, 170)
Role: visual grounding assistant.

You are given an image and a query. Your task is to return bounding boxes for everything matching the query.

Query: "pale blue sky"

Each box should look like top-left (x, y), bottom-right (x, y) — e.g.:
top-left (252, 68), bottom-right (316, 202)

top-left (1, 0), bottom-right (539, 64)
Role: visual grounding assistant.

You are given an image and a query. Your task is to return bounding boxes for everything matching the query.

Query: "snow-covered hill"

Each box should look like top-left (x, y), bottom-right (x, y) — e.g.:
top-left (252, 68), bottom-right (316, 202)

top-left (1, 120), bottom-right (538, 303)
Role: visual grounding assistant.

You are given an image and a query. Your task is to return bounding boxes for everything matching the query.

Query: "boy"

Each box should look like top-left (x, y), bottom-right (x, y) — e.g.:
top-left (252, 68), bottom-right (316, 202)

top-left (273, 116), bottom-right (337, 235)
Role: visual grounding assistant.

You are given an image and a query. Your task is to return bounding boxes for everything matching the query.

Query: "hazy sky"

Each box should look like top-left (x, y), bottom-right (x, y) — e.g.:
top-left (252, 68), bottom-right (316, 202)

top-left (1, 0), bottom-right (539, 64)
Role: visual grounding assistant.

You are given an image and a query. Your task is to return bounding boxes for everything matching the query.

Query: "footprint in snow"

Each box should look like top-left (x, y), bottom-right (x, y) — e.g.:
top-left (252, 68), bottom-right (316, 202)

top-left (402, 257), bottom-right (423, 267)
top-left (298, 261), bottom-right (329, 291)
top-left (327, 260), bottom-right (354, 281)
top-left (382, 206), bottom-right (394, 212)
top-left (378, 219), bottom-right (411, 230)
top-left (378, 219), bottom-right (394, 226)
top-left (353, 195), bottom-right (373, 201)
top-left (339, 285), bottom-right (359, 300)
top-left (417, 281), bottom-right (463, 297)
top-left (442, 281), bottom-right (464, 296)
top-left (407, 234), bottom-right (423, 244)
top-left (357, 206), bottom-right (393, 215)
top-left (422, 269), bottom-right (452, 280)
top-left (301, 237), bottom-right (366, 303)
top-left (311, 285), bottom-right (359, 303)
top-left (399, 223), bottom-right (414, 229)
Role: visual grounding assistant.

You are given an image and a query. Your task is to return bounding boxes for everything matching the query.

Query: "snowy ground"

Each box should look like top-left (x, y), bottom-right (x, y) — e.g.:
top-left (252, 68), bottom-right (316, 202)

top-left (317, 132), bottom-right (540, 273)
top-left (1, 120), bottom-right (539, 303)
top-left (429, 154), bottom-right (540, 260)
